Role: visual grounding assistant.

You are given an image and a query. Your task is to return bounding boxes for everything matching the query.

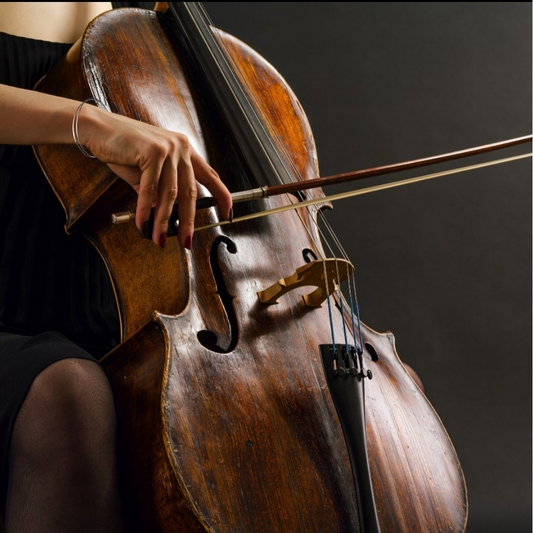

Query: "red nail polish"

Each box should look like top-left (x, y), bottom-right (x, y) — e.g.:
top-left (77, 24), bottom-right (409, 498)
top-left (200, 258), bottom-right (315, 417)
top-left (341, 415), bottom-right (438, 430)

top-left (185, 235), bottom-right (193, 250)
top-left (159, 233), bottom-right (167, 249)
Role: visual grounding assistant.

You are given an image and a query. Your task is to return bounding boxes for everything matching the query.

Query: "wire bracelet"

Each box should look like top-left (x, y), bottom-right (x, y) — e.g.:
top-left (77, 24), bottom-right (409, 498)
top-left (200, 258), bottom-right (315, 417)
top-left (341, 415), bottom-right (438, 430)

top-left (72, 97), bottom-right (105, 158)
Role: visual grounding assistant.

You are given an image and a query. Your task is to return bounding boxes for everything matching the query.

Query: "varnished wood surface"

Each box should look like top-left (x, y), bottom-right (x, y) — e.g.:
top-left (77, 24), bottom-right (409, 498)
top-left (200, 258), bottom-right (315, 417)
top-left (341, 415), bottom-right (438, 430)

top-left (34, 7), bottom-right (467, 532)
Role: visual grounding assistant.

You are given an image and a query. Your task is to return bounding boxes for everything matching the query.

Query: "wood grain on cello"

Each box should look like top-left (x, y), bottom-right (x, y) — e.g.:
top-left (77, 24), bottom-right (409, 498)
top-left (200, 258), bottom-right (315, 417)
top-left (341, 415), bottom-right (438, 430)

top-left (32, 3), bottom-right (531, 532)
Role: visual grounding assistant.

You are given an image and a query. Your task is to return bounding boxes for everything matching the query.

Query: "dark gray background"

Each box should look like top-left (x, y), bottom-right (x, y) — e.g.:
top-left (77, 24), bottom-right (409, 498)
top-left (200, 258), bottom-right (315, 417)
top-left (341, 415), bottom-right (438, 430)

top-left (203, 3), bottom-right (531, 533)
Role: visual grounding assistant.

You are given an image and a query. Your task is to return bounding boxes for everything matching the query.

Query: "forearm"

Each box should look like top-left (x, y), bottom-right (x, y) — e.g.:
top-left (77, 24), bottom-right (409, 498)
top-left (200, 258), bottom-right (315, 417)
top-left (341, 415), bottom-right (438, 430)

top-left (0, 81), bottom-right (233, 248)
top-left (0, 83), bottom-right (81, 146)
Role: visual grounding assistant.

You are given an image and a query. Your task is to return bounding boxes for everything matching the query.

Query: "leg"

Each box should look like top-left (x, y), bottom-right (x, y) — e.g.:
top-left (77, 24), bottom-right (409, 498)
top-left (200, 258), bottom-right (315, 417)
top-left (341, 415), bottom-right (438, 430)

top-left (4, 358), bottom-right (125, 533)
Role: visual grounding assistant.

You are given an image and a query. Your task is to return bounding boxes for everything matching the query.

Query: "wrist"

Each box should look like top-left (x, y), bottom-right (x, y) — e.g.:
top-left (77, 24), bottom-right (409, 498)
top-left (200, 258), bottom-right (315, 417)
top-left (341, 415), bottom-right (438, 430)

top-left (72, 98), bottom-right (107, 158)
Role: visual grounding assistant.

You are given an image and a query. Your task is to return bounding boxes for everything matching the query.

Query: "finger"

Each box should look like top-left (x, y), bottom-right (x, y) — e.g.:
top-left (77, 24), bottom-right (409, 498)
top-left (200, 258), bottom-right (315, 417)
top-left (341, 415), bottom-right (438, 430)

top-left (190, 149), bottom-right (232, 220)
top-left (136, 160), bottom-right (163, 235)
top-left (151, 156), bottom-right (178, 247)
top-left (175, 156), bottom-right (198, 249)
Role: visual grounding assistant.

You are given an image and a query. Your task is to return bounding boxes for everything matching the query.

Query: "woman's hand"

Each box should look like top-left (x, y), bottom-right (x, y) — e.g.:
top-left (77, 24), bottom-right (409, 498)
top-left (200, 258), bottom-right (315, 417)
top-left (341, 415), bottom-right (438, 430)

top-left (80, 104), bottom-right (232, 249)
top-left (0, 84), bottom-right (232, 250)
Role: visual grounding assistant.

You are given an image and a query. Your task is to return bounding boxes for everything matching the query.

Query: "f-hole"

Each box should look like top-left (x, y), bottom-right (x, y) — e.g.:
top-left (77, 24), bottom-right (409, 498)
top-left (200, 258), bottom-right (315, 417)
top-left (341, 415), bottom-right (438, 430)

top-left (303, 248), bottom-right (318, 263)
top-left (364, 342), bottom-right (379, 362)
top-left (197, 235), bottom-right (239, 353)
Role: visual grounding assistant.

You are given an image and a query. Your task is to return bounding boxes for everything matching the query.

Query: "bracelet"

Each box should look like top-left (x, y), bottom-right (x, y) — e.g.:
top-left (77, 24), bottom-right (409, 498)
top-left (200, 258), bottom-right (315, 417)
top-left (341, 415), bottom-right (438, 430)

top-left (72, 97), bottom-right (104, 158)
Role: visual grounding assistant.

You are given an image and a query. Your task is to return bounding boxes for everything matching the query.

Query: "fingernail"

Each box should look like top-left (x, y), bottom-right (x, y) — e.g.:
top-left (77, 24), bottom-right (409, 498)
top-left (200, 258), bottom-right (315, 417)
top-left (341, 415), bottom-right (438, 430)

top-left (228, 207), bottom-right (234, 223)
top-left (185, 234), bottom-right (193, 250)
top-left (159, 233), bottom-right (167, 249)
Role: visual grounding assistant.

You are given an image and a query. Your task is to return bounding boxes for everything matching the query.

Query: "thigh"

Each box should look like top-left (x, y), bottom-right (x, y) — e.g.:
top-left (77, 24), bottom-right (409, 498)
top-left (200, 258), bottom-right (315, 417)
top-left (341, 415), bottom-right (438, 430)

top-left (0, 331), bottom-right (97, 504)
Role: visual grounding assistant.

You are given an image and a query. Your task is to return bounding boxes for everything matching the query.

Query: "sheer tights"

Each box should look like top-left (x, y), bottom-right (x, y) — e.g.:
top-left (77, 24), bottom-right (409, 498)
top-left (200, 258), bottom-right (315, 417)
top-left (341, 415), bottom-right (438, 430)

top-left (4, 358), bottom-right (125, 533)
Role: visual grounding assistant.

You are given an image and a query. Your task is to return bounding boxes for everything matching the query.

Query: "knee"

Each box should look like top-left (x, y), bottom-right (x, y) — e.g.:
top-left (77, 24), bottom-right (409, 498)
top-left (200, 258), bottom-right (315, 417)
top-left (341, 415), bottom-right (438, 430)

top-left (11, 358), bottom-right (116, 466)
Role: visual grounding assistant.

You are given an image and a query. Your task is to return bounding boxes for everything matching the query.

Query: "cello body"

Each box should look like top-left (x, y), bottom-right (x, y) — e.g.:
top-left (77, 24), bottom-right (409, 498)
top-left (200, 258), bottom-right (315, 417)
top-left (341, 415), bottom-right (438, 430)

top-left (34, 6), bottom-right (467, 532)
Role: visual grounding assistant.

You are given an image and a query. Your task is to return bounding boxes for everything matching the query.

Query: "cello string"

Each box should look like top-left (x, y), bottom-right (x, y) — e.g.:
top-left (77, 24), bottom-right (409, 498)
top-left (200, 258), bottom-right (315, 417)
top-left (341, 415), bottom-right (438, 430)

top-left (195, 3), bottom-right (531, 239)
top-left (335, 256), bottom-right (351, 353)
top-left (314, 206), bottom-right (365, 353)
top-left (198, 2), bottom-right (327, 202)
top-left (191, 13), bottom-right (531, 354)
top-left (197, 2), bottom-right (418, 357)
top-left (198, 1), bottom-right (322, 190)
top-left (199, 9), bottom-right (531, 345)
top-left (203, 19), bottom-right (364, 349)
top-left (202, 15), bottom-right (358, 347)
top-left (191, 2), bottom-right (301, 189)
top-left (196, 152), bottom-right (532, 354)
top-left (197, 148), bottom-right (532, 349)
top-left (324, 216), bottom-right (364, 355)
top-left (193, 5), bottom-right (528, 357)
top-left (193, 7), bottom-right (525, 357)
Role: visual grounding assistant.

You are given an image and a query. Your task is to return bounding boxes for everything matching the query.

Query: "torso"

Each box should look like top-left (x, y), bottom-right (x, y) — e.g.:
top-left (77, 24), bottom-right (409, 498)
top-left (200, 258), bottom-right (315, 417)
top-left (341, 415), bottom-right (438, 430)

top-left (0, 2), bottom-right (113, 43)
top-left (0, 1), bottom-right (121, 349)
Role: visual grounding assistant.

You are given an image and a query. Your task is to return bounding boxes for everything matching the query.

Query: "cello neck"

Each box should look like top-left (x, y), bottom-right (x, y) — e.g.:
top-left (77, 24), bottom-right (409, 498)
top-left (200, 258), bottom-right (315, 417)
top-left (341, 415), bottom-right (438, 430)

top-left (166, 2), bottom-right (294, 188)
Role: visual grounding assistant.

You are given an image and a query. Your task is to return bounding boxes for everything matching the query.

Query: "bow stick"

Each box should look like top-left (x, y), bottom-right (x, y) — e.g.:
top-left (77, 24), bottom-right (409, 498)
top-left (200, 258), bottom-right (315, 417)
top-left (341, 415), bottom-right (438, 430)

top-left (111, 135), bottom-right (532, 235)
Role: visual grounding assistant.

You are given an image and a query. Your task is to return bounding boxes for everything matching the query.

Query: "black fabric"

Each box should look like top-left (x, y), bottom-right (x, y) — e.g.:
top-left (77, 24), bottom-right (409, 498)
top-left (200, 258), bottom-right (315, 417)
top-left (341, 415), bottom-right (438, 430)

top-left (0, 32), bottom-right (120, 350)
top-left (0, 5), bottom-right (155, 347)
top-left (4, 356), bottom-right (125, 532)
top-left (0, 332), bottom-right (97, 508)
top-left (0, 2), bottom-right (153, 519)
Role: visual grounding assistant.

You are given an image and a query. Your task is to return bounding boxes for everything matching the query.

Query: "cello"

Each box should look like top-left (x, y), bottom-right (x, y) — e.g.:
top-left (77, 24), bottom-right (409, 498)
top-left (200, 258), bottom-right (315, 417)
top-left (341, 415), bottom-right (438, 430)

top-left (31, 2), bottom-right (530, 532)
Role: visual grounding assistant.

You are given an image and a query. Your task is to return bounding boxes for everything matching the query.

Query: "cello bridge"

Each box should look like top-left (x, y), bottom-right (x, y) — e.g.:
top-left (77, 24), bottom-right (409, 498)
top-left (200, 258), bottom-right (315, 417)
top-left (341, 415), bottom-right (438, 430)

top-left (257, 258), bottom-right (354, 307)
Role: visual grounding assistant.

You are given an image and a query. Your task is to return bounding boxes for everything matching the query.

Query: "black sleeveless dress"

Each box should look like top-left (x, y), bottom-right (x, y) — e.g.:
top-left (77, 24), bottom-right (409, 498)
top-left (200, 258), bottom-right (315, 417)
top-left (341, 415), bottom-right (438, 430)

top-left (0, 1), bottom-right (154, 506)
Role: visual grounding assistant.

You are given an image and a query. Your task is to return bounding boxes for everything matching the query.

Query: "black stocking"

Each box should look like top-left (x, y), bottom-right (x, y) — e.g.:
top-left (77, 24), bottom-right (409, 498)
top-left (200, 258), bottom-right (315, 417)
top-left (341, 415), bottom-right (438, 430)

top-left (4, 358), bottom-right (125, 533)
